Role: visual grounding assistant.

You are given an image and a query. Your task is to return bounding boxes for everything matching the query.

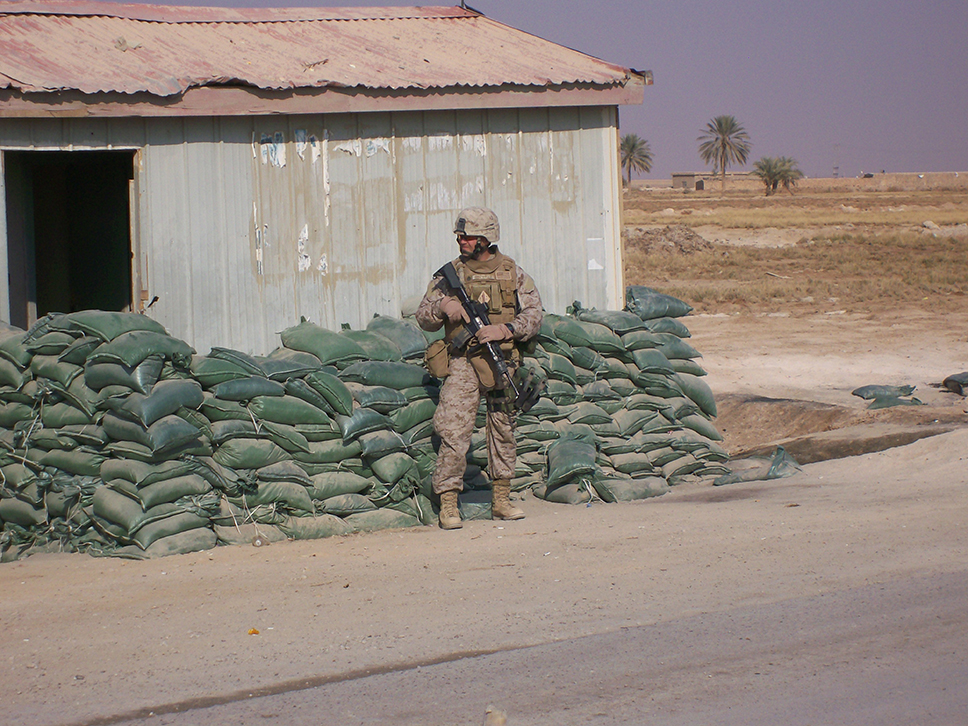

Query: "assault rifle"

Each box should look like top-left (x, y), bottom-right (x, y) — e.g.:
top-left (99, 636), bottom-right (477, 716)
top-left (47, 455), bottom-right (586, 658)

top-left (438, 261), bottom-right (544, 412)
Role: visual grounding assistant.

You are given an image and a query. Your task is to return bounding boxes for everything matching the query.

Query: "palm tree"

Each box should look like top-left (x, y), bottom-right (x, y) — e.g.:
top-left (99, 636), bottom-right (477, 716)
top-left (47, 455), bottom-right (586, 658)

top-left (697, 115), bottom-right (751, 190)
top-left (620, 133), bottom-right (653, 187)
top-left (752, 156), bottom-right (804, 196)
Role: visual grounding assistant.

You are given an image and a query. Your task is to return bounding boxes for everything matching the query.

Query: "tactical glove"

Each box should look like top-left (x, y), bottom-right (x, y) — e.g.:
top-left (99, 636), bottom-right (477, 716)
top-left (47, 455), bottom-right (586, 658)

top-left (439, 296), bottom-right (470, 324)
top-left (476, 324), bottom-right (513, 344)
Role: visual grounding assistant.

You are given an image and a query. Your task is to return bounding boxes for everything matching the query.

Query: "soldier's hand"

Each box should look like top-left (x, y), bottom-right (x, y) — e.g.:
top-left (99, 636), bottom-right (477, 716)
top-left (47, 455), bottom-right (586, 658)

top-left (439, 296), bottom-right (470, 324)
top-left (476, 324), bottom-right (512, 344)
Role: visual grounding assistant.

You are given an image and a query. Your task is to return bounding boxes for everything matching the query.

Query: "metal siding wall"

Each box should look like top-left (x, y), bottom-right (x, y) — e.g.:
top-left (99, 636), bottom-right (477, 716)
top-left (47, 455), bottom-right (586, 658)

top-left (0, 106), bottom-right (622, 350)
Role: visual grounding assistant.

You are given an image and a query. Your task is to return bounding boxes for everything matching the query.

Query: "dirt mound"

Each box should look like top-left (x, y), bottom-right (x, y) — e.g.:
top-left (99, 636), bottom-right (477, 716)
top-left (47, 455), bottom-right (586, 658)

top-left (624, 224), bottom-right (714, 254)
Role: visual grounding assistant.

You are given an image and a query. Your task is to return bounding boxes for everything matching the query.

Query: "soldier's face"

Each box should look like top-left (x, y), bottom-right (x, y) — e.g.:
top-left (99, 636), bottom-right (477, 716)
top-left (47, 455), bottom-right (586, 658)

top-left (457, 234), bottom-right (484, 256)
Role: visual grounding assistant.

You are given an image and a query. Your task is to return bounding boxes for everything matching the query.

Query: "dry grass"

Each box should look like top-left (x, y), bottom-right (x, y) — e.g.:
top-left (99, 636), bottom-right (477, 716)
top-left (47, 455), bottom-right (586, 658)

top-left (623, 188), bottom-right (968, 316)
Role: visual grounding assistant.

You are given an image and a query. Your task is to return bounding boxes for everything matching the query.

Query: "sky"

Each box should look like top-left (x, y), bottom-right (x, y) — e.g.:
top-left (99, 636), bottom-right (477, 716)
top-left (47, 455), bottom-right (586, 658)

top-left (109, 0), bottom-right (968, 180)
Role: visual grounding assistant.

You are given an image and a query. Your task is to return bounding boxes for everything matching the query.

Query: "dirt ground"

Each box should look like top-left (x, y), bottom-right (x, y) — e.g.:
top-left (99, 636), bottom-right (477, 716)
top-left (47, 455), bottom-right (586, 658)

top-left (2, 187), bottom-right (967, 726)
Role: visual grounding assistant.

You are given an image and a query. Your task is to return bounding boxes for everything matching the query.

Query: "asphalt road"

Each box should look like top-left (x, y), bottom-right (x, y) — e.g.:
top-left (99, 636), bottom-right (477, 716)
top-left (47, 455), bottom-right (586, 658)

top-left (98, 569), bottom-right (968, 726)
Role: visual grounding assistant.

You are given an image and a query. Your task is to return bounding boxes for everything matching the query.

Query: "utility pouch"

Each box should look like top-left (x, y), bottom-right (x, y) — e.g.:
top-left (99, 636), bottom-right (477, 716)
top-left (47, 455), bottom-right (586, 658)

top-left (425, 339), bottom-right (450, 379)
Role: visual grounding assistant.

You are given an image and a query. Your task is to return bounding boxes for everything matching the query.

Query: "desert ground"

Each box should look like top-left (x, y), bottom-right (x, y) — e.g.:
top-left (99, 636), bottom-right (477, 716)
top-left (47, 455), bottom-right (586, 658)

top-left (2, 179), bottom-right (967, 726)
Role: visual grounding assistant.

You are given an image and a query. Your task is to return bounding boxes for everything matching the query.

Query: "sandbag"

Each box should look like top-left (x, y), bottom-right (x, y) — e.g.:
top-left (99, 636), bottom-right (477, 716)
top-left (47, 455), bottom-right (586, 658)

top-left (625, 286), bottom-right (694, 320)
top-left (132, 512), bottom-right (210, 550)
top-left (120, 379), bottom-right (204, 426)
top-left (593, 476), bottom-right (668, 502)
top-left (260, 421), bottom-right (312, 453)
top-left (675, 373), bottom-right (717, 418)
top-left (389, 398), bottom-right (437, 433)
top-left (212, 377), bottom-right (285, 401)
top-left (87, 331), bottom-right (194, 369)
top-left (644, 316), bottom-right (692, 338)
top-left (247, 395), bottom-right (333, 426)
top-left (0, 334), bottom-right (32, 368)
top-left (259, 348), bottom-right (322, 381)
top-left (365, 315), bottom-right (427, 359)
top-left (303, 371), bottom-right (354, 416)
top-left (30, 355), bottom-right (83, 388)
top-left (212, 438), bottom-right (291, 469)
top-left (575, 308), bottom-right (645, 335)
top-left (257, 460), bottom-right (313, 487)
top-left (190, 356), bottom-right (253, 387)
top-left (214, 522), bottom-right (288, 546)
top-left (550, 316), bottom-right (625, 355)
top-left (284, 378), bottom-right (337, 414)
top-left (280, 320), bottom-right (367, 366)
top-left (64, 310), bottom-right (168, 341)
top-left (84, 355), bottom-right (164, 395)
top-left (199, 394), bottom-right (250, 422)
top-left (292, 438), bottom-right (364, 464)
top-left (141, 527), bottom-right (217, 558)
top-left (26, 331), bottom-right (77, 355)
top-left (546, 438), bottom-right (598, 487)
top-left (308, 471), bottom-right (372, 500)
top-left (207, 347), bottom-right (265, 376)
top-left (343, 508), bottom-right (421, 532)
top-left (335, 408), bottom-right (390, 442)
top-left (58, 336), bottom-right (103, 366)
top-left (339, 361), bottom-right (430, 390)
top-left (318, 492), bottom-right (376, 516)
top-left (237, 481), bottom-right (314, 514)
top-left (279, 514), bottom-right (352, 540)
top-left (345, 383), bottom-right (408, 413)
top-left (339, 330), bottom-right (403, 361)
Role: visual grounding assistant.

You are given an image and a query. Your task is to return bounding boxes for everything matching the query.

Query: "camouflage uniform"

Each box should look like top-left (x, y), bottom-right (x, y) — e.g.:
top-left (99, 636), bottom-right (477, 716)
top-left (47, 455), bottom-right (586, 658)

top-left (416, 249), bottom-right (543, 494)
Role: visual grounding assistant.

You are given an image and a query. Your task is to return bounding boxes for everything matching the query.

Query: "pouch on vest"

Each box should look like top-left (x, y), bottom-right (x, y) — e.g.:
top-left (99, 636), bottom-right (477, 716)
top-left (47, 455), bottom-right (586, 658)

top-left (425, 339), bottom-right (450, 379)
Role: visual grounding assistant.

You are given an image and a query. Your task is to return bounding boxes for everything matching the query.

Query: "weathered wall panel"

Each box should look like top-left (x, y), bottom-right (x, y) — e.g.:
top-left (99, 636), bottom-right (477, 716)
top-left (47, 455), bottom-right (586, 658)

top-left (1, 106), bottom-right (624, 354)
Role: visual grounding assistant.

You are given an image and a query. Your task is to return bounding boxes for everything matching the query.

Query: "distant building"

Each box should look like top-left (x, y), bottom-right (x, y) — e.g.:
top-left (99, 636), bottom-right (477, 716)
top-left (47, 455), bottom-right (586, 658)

top-left (0, 2), bottom-right (647, 352)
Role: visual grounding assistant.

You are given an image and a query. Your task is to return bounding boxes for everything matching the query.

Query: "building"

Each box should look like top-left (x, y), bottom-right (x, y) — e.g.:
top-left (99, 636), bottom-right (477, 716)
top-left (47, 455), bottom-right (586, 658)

top-left (0, 1), bottom-right (647, 353)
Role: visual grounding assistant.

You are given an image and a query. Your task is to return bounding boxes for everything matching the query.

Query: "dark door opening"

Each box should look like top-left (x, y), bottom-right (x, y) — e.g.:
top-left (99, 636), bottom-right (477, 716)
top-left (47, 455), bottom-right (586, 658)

top-left (4, 150), bottom-right (135, 328)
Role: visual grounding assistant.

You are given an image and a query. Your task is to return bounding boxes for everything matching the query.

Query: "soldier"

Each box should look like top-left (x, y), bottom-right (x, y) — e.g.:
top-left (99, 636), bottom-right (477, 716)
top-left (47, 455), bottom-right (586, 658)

top-left (416, 207), bottom-right (543, 529)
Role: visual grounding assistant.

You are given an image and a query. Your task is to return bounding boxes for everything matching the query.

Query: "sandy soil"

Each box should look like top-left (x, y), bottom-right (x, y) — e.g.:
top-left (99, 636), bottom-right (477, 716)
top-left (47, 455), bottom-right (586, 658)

top-left (3, 219), bottom-right (967, 725)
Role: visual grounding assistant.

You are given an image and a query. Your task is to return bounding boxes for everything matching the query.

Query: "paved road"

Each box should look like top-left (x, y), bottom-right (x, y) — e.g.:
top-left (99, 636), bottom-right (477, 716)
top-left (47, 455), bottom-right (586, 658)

top-left (100, 569), bottom-right (968, 726)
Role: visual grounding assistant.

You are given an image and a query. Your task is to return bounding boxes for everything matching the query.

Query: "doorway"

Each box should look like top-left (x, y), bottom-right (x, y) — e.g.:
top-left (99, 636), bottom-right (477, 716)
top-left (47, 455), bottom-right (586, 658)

top-left (3, 150), bottom-right (136, 328)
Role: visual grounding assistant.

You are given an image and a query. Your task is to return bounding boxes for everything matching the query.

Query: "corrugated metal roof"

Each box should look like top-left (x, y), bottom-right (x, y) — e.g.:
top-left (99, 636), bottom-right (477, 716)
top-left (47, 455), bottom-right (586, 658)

top-left (0, 1), bottom-right (635, 97)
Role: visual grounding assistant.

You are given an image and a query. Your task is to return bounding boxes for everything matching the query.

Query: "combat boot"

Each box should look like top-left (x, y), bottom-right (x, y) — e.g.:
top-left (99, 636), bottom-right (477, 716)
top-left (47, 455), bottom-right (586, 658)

top-left (438, 490), bottom-right (463, 530)
top-left (491, 479), bottom-right (525, 520)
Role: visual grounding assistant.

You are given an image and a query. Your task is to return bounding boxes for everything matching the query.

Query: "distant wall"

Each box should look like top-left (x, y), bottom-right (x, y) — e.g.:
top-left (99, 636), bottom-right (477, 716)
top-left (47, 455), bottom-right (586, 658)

top-left (635, 171), bottom-right (968, 193)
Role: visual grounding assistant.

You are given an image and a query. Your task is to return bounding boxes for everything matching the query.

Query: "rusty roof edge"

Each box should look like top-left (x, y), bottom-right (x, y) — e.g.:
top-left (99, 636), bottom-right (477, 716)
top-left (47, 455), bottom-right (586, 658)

top-left (0, 1), bottom-right (475, 23)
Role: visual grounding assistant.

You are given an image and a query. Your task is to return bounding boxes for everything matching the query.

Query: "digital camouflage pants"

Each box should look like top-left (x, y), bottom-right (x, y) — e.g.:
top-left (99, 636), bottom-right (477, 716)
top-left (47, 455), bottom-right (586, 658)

top-left (431, 356), bottom-right (515, 494)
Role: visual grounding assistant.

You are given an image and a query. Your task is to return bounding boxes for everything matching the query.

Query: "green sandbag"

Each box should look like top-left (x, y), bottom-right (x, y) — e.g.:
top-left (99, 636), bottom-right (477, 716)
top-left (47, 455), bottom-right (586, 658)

top-left (568, 346), bottom-right (607, 373)
top-left (207, 347), bottom-right (265, 376)
top-left (212, 438), bottom-right (291, 469)
top-left (190, 356), bottom-right (253, 387)
top-left (101, 458), bottom-right (198, 487)
top-left (58, 336), bottom-right (102, 366)
top-left (142, 527), bottom-right (217, 558)
top-left (303, 371), bottom-right (354, 416)
top-left (285, 378), bottom-right (337, 414)
top-left (214, 522), bottom-right (288, 546)
top-left (30, 355), bottom-right (83, 387)
top-left (620, 330), bottom-right (664, 351)
top-left (625, 393), bottom-right (669, 412)
top-left (630, 348), bottom-right (675, 374)
top-left (670, 359), bottom-right (707, 377)
top-left (625, 286), bottom-right (694, 320)
top-left (132, 512), bottom-right (210, 550)
top-left (26, 331), bottom-right (77, 355)
top-left (546, 438), bottom-right (598, 487)
top-left (575, 308), bottom-right (645, 335)
top-left (212, 377), bottom-right (285, 401)
top-left (389, 398), bottom-right (437, 433)
top-left (400, 384), bottom-right (440, 403)
top-left (257, 460), bottom-right (313, 487)
top-left (259, 348), bottom-right (323, 381)
top-left (111, 474), bottom-right (212, 509)
top-left (280, 320), bottom-right (367, 366)
top-left (200, 393), bottom-right (250, 421)
top-left (633, 372), bottom-right (682, 398)
top-left (93, 487), bottom-right (182, 533)
top-left (402, 420), bottom-right (434, 446)
top-left (657, 335), bottom-right (703, 361)
top-left (343, 508), bottom-right (421, 532)
top-left (87, 330), bottom-right (195, 369)
top-left (339, 330), bottom-right (403, 362)
top-left (565, 401), bottom-right (613, 425)
top-left (38, 447), bottom-right (106, 477)
top-left (64, 310), bottom-right (168, 341)
top-left (238, 481), bottom-right (314, 513)
top-left (0, 497), bottom-right (47, 527)
top-left (339, 361), bottom-right (430, 390)
top-left (580, 380), bottom-right (620, 402)
top-left (279, 514), bottom-right (352, 540)
top-left (346, 384), bottom-right (408, 413)
top-left (0, 334), bottom-right (32, 368)
top-left (102, 412), bottom-right (201, 455)
top-left (611, 409), bottom-right (661, 437)
top-left (359, 429), bottom-right (407, 458)
top-left (679, 413), bottom-right (723, 441)
top-left (544, 380), bottom-right (581, 406)
top-left (1, 462), bottom-right (39, 489)
top-left (609, 452), bottom-right (657, 476)
top-left (851, 384), bottom-right (917, 401)
top-left (366, 315), bottom-right (428, 359)
top-left (534, 480), bottom-right (592, 505)
top-left (0, 357), bottom-right (28, 388)
top-left (593, 476), bottom-right (669, 502)
top-left (294, 421), bottom-right (342, 442)
top-left (84, 355), bottom-right (164, 395)
top-left (208, 419), bottom-right (262, 445)
top-left (644, 316), bottom-right (692, 338)
top-left (260, 421), bottom-right (312, 453)
top-left (867, 395), bottom-right (924, 410)
top-left (120, 379), bottom-right (204, 427)
top-left (539, 354), bottom-right (577, 385)
top-left (292, 438), bottom-right (363, 464)
top-left (318, 492), bottom-right (376, 516)
top-left (41, 402), bottom-right (93, 427)
top-left (335, 407), bottom-right (390, 442)
top-left (550, 315), bottom-right (625, 355)
top-left (247, 395), bottom-right (333, 426)
top-left (369, 452), bottom-right (418, 485)
top-left (308, 471), bottom-right (372, 500)
top-left (675, 373), bottom-right (717, 418)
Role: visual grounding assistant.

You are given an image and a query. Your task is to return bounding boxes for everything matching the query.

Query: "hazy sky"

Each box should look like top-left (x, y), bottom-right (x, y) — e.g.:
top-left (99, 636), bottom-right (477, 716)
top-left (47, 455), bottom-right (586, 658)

top-left (109, 0), bottom-right (968, 179)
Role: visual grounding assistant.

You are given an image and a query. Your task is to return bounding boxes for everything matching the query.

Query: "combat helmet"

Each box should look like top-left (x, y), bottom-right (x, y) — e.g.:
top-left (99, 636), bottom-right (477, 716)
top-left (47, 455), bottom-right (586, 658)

top-left (454, 207), bottom-right (500, 244)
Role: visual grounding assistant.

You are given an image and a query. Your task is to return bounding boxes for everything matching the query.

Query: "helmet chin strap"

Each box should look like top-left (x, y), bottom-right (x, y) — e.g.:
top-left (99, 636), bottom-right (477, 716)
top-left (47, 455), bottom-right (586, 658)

top-left (471, 238), bottom-right (490, 258)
